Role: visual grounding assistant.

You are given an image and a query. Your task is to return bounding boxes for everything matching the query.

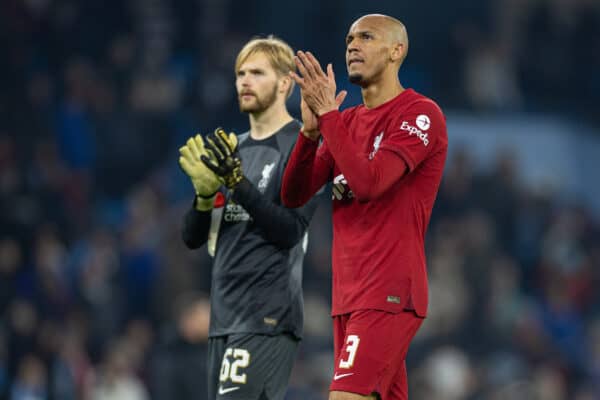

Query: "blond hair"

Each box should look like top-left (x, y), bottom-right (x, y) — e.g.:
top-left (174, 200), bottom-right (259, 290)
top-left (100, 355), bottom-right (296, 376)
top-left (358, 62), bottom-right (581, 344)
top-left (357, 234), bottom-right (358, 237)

top-left (235, 35), bottom-right (295, 96)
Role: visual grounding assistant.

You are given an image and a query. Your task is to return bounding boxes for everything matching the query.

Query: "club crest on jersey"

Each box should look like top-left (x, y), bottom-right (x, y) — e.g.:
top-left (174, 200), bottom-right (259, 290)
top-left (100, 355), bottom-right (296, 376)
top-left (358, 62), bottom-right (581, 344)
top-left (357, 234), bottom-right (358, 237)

top-left (368, 131), bottom-right (384, 160)
top-left (258, 162), bottom-right (275, 192)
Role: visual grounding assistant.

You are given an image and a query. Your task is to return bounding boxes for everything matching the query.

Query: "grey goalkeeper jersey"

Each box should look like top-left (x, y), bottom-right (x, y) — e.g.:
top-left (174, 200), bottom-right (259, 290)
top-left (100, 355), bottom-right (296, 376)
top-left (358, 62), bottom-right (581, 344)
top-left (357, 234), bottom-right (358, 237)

top-left (182, 120), bottom-right (320, 339)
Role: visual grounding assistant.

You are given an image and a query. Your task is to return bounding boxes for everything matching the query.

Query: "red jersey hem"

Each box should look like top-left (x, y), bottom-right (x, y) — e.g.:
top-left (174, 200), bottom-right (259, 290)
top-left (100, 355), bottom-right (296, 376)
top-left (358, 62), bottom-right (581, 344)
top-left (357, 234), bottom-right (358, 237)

top-left (329, 382), bottom-right (374, 396)
top-left (331, 306), bottom-right (427, 318)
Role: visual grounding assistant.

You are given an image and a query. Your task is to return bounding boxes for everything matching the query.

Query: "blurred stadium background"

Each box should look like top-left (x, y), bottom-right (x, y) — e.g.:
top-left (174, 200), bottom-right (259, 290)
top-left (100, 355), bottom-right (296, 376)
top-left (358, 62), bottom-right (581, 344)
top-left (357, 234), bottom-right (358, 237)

top-left (1, 0), bottom-right (599, 399)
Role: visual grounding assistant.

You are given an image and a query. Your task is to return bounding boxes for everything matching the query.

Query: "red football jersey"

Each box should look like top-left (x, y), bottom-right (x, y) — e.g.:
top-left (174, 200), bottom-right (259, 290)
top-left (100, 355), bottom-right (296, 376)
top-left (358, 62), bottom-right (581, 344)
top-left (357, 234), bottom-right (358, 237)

top-left (281, 89), bottom-right (447, 317)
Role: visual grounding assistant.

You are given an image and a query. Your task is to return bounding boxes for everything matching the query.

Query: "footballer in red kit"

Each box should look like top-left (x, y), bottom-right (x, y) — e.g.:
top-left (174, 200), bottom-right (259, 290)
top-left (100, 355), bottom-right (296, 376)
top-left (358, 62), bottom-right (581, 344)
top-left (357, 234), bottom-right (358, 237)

top-left (282, 13), bottom-right (448, 400)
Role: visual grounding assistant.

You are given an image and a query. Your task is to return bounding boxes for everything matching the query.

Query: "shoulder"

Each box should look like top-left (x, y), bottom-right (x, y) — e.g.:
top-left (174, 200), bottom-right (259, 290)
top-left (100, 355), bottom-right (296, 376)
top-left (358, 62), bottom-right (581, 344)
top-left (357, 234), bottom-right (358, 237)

top-left (237, 131), bottom-right (251, 146)
top-left (340, 104), bottom-right (360, 119)
top-left (390, 91), bottom-right (447, 148)
top-left (391, 91), bottom-right (446, 134)
top-left (402, 91), bottom-right (445, 121)
top-left (278, 119), bottom-right (302, 138)
top-left (275, 120), bottom-right (302, 154)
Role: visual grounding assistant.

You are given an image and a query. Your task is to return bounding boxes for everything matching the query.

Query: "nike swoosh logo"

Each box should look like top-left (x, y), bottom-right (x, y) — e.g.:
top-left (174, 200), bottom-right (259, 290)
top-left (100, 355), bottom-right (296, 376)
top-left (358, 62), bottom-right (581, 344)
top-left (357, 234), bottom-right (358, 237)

top-left (218, 386), bottom-right (240, 395)
top-left (333, 372), bottom-right (354, 380)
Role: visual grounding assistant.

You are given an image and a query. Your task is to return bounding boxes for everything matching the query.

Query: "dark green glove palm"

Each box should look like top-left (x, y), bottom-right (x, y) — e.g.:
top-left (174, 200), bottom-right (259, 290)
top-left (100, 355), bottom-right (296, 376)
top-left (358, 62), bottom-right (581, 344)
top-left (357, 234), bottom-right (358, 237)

top-left (201, 128), bottom-right (243, 189)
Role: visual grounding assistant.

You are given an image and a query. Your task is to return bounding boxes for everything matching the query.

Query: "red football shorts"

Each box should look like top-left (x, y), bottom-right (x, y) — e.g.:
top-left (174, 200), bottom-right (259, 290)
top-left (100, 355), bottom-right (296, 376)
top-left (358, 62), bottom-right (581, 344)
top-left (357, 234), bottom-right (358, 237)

top-left (330, 309), bottom-right (423, 399)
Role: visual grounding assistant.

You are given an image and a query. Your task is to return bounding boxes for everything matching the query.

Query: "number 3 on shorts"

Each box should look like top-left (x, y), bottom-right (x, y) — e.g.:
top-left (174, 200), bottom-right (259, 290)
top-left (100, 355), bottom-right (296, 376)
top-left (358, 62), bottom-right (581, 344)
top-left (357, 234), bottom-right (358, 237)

top-left (339, 334), bottom-right (360, 369)
top-left (219, 348), bottom-right (251, 383)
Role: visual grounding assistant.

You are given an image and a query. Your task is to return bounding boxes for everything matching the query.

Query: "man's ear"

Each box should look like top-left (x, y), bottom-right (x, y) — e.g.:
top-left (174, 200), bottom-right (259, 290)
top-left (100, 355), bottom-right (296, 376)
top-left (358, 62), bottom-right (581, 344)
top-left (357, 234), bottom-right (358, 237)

top-left (279, 74), bottom-right (293, 94)
top-left (390, 42), bottom-right (404, 62)
top-left (279, 74), bottom-right (295, 98)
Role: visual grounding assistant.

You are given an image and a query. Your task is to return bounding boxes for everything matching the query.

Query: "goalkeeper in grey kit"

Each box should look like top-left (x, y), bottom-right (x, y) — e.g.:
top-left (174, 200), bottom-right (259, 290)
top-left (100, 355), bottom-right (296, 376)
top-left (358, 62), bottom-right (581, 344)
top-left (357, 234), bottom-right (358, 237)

top-left (178, 36), bottom-right (320, 400)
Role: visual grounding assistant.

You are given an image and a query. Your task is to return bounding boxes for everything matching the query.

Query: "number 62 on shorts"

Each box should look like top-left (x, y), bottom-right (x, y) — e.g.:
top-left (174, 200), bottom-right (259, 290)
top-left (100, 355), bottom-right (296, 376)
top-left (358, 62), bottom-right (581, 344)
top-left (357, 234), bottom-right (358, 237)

top-left (219, 348), bottom-right (251, 384)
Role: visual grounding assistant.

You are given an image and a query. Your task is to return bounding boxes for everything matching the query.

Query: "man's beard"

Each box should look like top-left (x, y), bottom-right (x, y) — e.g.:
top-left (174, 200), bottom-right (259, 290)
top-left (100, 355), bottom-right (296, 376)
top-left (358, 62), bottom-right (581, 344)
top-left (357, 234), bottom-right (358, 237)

top-left (348, 73), bottom-right (364, 85)
top-left (239, 84), bottom-right (278, 114)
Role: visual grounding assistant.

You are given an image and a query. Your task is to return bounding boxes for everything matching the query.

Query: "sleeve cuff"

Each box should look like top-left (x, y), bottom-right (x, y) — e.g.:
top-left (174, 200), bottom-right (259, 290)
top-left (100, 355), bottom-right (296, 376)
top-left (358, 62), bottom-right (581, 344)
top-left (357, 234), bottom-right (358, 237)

top-left (318, 110), bottom-right (340, 126)
top-left (194, 194), bottom-right (215, 212)
top-left (231, 177), bottom-right (253, 201)
top-left (297, 131), bottom-right (320, 147)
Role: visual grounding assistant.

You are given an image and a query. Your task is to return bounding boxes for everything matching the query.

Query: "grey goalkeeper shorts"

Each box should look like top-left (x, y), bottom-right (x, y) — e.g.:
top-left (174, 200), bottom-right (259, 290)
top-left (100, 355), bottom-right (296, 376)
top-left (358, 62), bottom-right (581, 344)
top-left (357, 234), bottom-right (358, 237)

top-left (207, 333), bottom-right (299, 400)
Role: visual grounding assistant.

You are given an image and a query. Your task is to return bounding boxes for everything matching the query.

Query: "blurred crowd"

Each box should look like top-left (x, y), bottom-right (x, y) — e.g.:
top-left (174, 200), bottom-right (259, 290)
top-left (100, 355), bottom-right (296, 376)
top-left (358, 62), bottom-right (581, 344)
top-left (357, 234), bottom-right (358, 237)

top-left (442, 0), bottom-right (600, 115)
top-left (1, 0), bottom-right (599, 399)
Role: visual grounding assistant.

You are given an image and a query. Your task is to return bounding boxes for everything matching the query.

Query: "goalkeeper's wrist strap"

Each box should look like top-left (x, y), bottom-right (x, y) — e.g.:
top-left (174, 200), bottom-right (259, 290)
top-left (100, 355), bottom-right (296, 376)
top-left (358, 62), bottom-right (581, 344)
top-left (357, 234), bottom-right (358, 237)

top-left (195, 192), bottom-right (216, 211)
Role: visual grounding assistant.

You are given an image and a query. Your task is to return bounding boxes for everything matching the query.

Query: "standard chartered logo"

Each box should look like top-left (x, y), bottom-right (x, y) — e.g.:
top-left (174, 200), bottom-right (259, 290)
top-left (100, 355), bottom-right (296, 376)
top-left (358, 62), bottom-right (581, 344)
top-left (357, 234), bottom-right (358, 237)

top-left (224, 202), bottom-right (251, 222)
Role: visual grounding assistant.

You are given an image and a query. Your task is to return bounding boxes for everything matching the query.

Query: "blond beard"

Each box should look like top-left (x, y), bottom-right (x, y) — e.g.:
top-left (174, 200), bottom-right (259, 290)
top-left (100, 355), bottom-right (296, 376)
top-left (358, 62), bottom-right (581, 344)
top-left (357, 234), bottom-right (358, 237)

top-left (238, 84), bottom-right (278, 114)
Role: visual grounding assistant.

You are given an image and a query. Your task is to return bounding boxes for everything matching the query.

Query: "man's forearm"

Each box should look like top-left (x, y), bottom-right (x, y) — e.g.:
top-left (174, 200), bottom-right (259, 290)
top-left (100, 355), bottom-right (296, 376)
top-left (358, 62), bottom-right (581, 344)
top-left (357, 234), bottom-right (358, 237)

top-left (232, 178), bottom-right (308, 249)
top-left (182, 201), bottom-right (212, 249)
top-left (319, 111), bottom-right (407, 202)
top-left (281, 133), bottom-right (327, 207)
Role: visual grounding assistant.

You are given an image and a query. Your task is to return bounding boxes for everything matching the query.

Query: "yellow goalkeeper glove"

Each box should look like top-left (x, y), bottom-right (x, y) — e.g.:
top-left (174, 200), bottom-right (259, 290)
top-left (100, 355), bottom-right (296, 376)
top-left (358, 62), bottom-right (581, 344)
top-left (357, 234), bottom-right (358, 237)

top-left (179, 134), bottom-right (221, 205)
top-left (201, 128), bottom-right (243, 189)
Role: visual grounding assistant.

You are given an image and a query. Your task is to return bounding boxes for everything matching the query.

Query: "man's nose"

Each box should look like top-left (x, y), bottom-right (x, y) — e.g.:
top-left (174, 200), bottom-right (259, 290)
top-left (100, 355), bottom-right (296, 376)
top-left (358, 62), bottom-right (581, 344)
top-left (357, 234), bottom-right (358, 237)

top-left (239, 77), bottom-right (251, 87)
top-left (347, 43), bottom-right (359, 53)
